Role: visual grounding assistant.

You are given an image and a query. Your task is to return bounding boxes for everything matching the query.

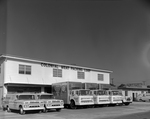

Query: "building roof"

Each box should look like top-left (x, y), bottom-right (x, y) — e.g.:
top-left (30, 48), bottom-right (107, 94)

top-left (118, 83), bottom-right (150, 90)
top-left (0, 54), bottom-right (112, 73)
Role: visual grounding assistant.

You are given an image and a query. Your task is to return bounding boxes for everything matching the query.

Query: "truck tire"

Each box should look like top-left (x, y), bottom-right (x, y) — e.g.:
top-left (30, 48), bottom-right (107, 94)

top-left (6, 106), bottom-right (11, 112)
top-left (70, 100), bottom-right (76, 109)
top-left (56, 108), bottom-right (61, 112)
top-left (43, 106), bottom-right (47, 113)
top-left (124, 103), bottom-right (129, 106)
top-left (2, 106), bottom-right (6, 111)
top-left (19, 106), bottom-right (25, 115)
top-left (139, 99), bottom-right (143, 102)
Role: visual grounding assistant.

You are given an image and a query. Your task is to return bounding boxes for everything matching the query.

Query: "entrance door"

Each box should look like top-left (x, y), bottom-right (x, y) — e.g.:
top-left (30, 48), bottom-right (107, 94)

top-left (44, 86), bottom-right (52, 93)
top-left (132, 93), bottom-right (135, 101)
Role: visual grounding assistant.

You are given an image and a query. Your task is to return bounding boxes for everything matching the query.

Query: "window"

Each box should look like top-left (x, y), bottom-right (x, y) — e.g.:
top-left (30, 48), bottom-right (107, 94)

top-left (77, 71), bottom-right (84, 79)
top-left (53, 68), bottom-right (62, 77)
top-left (125, 91), bottom-right (128, 96)
top-left (98, 74), bottom-right (103, 81)
top-left (19, 65), bottom-right (31, 75)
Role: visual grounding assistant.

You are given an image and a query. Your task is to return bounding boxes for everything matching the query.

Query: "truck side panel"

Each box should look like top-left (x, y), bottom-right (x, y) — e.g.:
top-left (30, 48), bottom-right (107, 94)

top-left (52, 82), bottom-right (83, 105)
top-left (52, 82), bottom-right (69, 104)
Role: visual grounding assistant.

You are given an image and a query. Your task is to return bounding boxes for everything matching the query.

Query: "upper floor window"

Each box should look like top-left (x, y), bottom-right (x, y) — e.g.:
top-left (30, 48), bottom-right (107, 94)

top-left (19, 64), bottom-right (31, 75)
top-left (53, 68), bottom-right (62, 77)
top-left (98, 74), bottom-right (103, 81)
top-left (77, 71), bottom-right (84, 79)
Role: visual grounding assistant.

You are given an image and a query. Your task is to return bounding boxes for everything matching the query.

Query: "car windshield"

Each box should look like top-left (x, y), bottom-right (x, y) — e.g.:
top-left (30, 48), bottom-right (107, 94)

top-left (39, 95), bottom-right (54, 99)
top-left (80, 90), bottom-right (91, 95)
top-left (18, 95), bottom-right (35, 100)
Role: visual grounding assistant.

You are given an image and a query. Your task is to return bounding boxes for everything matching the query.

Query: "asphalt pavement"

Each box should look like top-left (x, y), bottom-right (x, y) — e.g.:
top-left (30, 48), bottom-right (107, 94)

top-left (0, 102), bottom-right (150, 119)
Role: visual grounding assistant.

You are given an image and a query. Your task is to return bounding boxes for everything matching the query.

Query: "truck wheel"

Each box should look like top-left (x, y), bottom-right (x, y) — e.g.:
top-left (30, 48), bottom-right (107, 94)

top-left (56, 108), bottom-right (61, 112)
top-left (19, 106), bottom-right (25, 115)
top-left (139, 99), bottom-right (143, 102)
top-left (70, 100), bottom-right (76, 109)
top-left (2, 106), bottom-right (6, 111)
top-left (6, 106), bottom-right (11, 112)
top-left (43, 106), bottom-right (47, 113)
top-left (125, 103), bottom-right (129, 106)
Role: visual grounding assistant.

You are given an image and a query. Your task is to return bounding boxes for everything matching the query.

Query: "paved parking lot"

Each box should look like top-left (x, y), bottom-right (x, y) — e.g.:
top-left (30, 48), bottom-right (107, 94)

top-left (0, 102), bottom-right (150, 119)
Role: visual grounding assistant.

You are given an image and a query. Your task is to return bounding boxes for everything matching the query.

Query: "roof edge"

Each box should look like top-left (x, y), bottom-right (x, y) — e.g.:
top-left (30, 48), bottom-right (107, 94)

top-left (0, 54), bottom-right (113, 73)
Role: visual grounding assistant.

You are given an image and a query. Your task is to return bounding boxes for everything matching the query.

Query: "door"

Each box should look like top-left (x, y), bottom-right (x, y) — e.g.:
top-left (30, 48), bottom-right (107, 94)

top-left (132, 93), bottom-right (135, 101)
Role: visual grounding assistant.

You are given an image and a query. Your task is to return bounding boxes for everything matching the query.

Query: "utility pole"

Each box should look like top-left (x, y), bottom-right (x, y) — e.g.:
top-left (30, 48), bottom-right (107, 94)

top-left (110, 78), bottom-right (114, 85)
top-left (143, 81), bottom-right (146, 85)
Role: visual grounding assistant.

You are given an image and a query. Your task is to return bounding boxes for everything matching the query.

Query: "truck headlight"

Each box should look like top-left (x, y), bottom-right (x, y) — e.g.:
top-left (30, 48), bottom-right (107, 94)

top-left (24, 101), bottom-right (29, 104)
top-left (61, 101), bottom-right (64, 105)
top-left (24, 105), bottom-right (29, 108)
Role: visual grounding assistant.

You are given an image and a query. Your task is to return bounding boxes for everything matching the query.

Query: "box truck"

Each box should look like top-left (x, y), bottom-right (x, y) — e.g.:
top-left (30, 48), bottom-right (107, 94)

top-left (52, 82), bottom-right (94, 109)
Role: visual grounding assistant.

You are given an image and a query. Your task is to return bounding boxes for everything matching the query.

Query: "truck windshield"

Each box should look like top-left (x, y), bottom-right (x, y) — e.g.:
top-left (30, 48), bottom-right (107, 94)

top-left (39, 95), bottom-right (54, 99)
top-left (112, 91), bottom-right (122, 96)
top-left (18, 95), bottom-right (35, 100)
top-left (97, 90), bottom-right (107, 95)
top-left (80, 90), bottom-right (91, 95)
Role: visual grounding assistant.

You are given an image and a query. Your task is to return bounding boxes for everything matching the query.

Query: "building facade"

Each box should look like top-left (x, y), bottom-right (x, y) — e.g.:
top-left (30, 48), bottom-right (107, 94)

top-left (118, 83), bottom-right (150, 101)
top-left (0, 55), bottom-right (112, 107)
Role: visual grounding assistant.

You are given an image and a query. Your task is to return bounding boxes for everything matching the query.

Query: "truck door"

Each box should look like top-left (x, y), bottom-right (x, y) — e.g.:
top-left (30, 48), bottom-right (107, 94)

top-left (9, 96), bottom-right (14, 109)
top-left (60, 84), bottom-right (68, 104)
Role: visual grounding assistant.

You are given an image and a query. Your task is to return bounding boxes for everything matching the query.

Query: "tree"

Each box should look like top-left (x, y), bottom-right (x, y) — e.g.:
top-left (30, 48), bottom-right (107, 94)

top-left (147, 85), bottom-right (150, 88)
top-left (118, 84), bottom-right (126, 88)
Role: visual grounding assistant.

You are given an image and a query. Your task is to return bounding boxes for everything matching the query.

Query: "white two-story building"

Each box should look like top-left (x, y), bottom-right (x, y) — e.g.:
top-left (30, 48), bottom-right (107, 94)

top-left (0, 55), bottom-right (112, 107)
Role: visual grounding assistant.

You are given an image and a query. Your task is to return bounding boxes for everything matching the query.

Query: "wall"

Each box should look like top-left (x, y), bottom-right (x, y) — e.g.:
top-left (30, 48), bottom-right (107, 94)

top-left (0, 58), bottom-right (5, 108)
top-left (121, 89), bottom-right (148, 101)
top-left (4, 58), bottom-right (110, 85)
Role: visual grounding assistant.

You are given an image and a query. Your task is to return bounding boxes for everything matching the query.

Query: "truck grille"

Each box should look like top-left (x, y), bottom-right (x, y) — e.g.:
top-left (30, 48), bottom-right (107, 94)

top-left (52, 101), bottom-right (60, 103)
top-left (29, 105), bottom-right (40, 108)
top-left (81, 100), bottom-right (93, 103)
top-left (30, 102), bottom-right (39, 104)
top-left (52, 104), bottom-right (61, 106)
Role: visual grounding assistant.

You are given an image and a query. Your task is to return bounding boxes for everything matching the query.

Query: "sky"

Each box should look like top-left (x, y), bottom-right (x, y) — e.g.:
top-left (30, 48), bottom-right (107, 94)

top-left (1, 0), bottom-right (150, 85)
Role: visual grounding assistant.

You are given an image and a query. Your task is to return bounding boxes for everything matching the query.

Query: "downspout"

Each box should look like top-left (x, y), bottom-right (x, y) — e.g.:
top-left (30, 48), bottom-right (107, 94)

top-left (3, 58), bottom-right (7, 97)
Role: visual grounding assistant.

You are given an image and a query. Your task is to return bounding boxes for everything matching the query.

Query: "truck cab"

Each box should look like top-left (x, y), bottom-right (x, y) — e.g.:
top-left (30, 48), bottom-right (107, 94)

top-left (107, 90), bottom-right (123, 105)
top-left (2, 93), bottom-right (45, 115)
top-left (69, 89), bottom-right (94, 109)
top-left (36, 93), bottom-right (64, 112)
top-left (91, 90), bottom-right (110, 105)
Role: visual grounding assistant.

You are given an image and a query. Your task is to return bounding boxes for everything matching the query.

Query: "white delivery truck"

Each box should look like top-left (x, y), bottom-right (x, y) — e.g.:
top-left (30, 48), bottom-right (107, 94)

top-left (52, 82), bottom-right (94, 109)
top-left (91, 90), bottom-right (110, 106)
top-left (2, 93), bottom-right (45, 115)
top-left (107, 90), bottom-right (123, 105)
top-left (36, 93), bottom-right (64, 112)
top-left (121, 90), bottom-right (132, 105)
top-left (83, 83), bottom-right (110, 106)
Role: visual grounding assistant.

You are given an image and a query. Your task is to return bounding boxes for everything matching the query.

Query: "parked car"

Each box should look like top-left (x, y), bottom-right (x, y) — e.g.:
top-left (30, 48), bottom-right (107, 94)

top-left (136, 93), bottom-right (150, 102)
top-left (2, 93), bottom-right (45, 115)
